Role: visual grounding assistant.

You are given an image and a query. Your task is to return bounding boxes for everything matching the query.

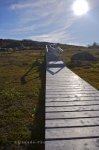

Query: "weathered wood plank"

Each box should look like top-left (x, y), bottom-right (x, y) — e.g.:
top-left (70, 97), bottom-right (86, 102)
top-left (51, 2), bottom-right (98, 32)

top-left (46, 101), bottom-right (99, 106)
top-left (46, 118), bottom-right (99, 128)
top-left (46, 111), bottom-right (99, 119)
top-left (46, 105), bottom-right (99, 112)
top-left (45, 139), bottom-right (99, 150)
top-left (46, 127), bottom-right (99, 139)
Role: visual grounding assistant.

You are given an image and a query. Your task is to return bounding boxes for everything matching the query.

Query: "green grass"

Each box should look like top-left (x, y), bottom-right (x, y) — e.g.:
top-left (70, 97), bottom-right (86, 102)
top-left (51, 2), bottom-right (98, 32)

top-left (0, 50), bottom-right (45, 149)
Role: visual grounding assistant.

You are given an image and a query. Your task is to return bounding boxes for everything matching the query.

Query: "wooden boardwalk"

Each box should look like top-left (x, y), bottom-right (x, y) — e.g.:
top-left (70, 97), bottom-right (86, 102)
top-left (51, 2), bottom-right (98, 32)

top-left (45, 45), bottom-right (99, 150)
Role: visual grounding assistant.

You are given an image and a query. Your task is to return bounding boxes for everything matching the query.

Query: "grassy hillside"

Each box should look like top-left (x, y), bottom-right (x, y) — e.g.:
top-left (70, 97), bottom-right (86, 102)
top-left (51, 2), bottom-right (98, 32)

top-left (0, 50), bottom-right (45, 150)
top-left (61, 46), bottom-right (99, 89)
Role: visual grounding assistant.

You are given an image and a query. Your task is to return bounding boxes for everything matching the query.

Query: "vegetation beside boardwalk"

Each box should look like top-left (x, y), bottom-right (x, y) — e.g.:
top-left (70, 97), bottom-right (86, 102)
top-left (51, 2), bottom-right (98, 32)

top-left (0, 50), bottom-right (45, 149)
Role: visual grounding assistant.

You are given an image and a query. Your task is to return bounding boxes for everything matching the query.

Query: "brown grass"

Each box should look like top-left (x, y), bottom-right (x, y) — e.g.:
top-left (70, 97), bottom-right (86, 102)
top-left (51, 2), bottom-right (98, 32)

top-left (0, 50), bottom-right (45, 149)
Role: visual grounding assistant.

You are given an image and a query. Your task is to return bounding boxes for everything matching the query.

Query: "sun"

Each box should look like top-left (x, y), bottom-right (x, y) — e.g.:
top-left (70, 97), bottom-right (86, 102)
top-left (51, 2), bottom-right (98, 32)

top-left (72, 0), bottom-right (89, 16)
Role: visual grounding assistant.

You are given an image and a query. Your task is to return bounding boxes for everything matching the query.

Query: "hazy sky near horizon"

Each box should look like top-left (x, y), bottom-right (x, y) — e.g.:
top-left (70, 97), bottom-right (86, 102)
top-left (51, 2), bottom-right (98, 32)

top-left (0, 0), bottom-right (99, 46)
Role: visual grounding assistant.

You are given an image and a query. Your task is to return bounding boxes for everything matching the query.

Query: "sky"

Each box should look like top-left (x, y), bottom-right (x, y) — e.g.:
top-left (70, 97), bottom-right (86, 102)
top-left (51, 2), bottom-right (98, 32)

top-left (0, 0), bottom-right (99, 46)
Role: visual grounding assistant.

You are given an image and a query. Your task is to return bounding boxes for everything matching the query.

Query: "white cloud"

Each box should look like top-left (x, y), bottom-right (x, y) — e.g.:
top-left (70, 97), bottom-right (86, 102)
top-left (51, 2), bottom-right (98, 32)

top-left (10, 25), bottom-right (35, 34)
top-left (10, 3), bottom-right (32, 10)
top-left (29, 28), bottom-right (75, 43)
top-left (9, 0), bottom-right (78, 43)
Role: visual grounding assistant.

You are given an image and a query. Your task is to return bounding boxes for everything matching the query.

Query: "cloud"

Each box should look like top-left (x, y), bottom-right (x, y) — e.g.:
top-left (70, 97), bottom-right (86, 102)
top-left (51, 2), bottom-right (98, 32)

top-left (10, 3), bottom-right (32, 10)
top-left (8, 0), bottom-right (78, 43)
top-left (29, 27), bottom-right (75, 43)
top-left (29, 32), bottom-right (65, 43)
top-left (10, 0), bottom-right (59, 10)
top-left (10, 25), bottom-right (35, 34)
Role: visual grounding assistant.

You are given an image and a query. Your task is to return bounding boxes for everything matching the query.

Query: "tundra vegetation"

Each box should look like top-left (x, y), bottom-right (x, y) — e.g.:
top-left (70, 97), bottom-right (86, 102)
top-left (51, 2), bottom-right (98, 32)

top-left (0, 49), bottom-right (45, 150)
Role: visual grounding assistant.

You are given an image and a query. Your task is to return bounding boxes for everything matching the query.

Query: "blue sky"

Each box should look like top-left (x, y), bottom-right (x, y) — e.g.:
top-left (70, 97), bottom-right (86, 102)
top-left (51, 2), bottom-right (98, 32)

top-left (0, 0), bottom-right (99, 46)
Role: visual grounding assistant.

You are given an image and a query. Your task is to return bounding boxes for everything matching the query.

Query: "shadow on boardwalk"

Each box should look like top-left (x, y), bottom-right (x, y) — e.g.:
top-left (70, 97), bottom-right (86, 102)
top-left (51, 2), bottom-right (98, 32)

top-left (47, 62), bottom-right (65, 75)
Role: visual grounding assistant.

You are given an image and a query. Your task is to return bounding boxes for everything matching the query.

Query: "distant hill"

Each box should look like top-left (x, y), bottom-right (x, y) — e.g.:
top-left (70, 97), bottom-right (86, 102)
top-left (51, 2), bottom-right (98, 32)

top-left (0, 39), bottom-right (50, 50)
top-left (0, 39), bottom-right (86, 51)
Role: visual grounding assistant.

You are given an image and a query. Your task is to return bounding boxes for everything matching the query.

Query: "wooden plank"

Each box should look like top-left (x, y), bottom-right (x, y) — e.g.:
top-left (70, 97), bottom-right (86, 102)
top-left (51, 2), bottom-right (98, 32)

top-left (46, 111), bottom-right (99, 119)
top-left (46, 105), bottom-right (99, 112)
top-left (46, 101), bottom-right (99, 107)
top-left (46, 94), bottom-right (99, 98)
top-left (45, 139), bottom-right (99, 150)
top-left (46, 118), bottom-right (99, 128)
top-left (46, 127), bottom-right (99, 139)
top-left (46, 97), bottom-right (99, 102)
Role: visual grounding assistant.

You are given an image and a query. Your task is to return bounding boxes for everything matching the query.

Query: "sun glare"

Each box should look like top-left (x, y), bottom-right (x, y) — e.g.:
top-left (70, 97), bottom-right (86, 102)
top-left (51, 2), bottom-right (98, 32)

top-left (72, 0), bottom-right (89, 16)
